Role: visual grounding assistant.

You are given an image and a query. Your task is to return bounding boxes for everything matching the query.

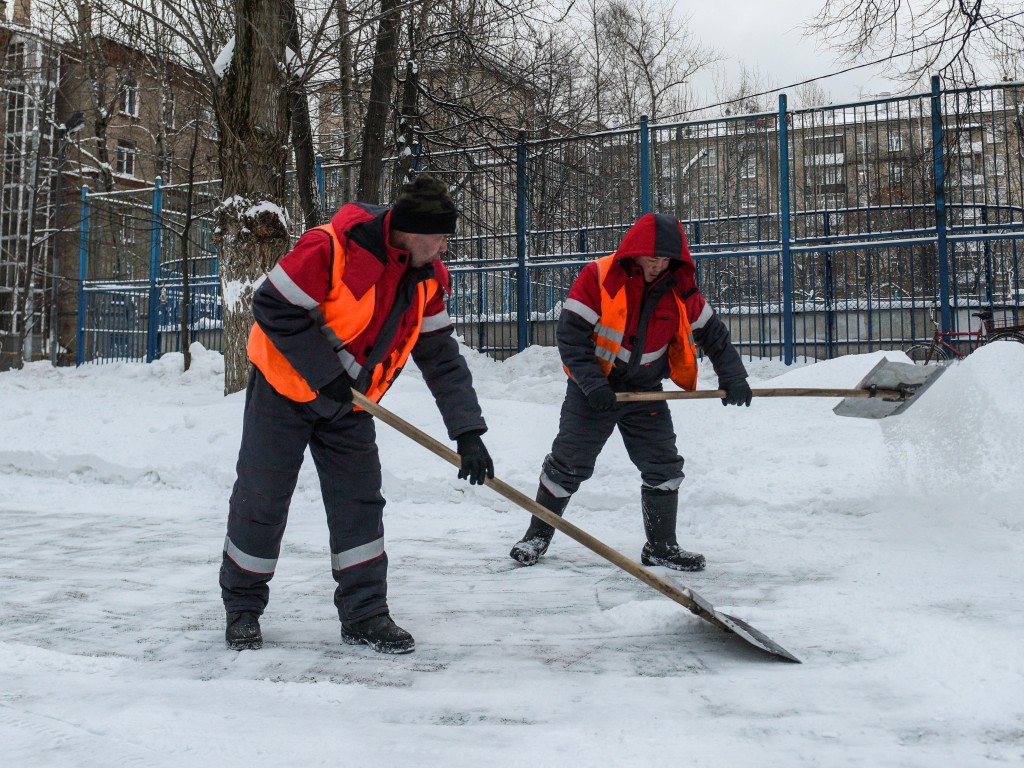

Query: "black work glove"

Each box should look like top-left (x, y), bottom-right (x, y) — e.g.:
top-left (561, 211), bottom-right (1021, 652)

top-left (456, 431), bottom-right (494, 485)
top-left (586, 384), bottom-right (618, 412)
top-left (721, 379), bottom-right (753, 407)
top-left (318, 373), bottom-right (354, 406)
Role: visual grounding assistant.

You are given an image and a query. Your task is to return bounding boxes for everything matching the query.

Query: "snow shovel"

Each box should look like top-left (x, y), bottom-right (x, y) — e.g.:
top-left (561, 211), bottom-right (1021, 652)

top-left (351, 390), bottom-right (801, 663)
top-left (616, 358), bottom-right (945, 419)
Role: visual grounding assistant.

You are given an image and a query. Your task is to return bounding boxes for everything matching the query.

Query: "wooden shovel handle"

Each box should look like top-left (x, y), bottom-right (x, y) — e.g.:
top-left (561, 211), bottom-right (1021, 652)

top-left (616, 387), bottom-right (908, 402)
top-left (350, 390), bottom-right (727, 629)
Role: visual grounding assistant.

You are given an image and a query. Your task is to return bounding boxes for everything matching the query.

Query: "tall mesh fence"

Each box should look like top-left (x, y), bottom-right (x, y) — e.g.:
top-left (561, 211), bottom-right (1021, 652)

top-left (77, 79), bottom-right (1024, 364)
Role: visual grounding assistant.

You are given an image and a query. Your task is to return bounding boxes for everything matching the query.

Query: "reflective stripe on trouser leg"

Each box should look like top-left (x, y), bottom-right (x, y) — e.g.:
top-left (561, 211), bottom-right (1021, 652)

top-left (220, 368), bottom-right (313, 614)
top-left (618, 399), bottom-right (684, 490)
top-left (310, 409), bottom-right (390, 624)
top-left (541, 380), bottom-right (618, 496)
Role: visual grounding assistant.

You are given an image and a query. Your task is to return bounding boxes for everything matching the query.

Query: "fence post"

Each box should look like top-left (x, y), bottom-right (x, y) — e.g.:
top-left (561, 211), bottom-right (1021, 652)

top-left (930, 75), bottom-right (951, 332)
top-left (146, 177), bottom-right (164, 362)
top-left (639, 115), bottom-right (650, 215)
top-left (982, 205), bottom-right (993, 307)
top-left (75, 185), bottom-right (90, 366)
top-left (516, 130), bottom-right (529, 352)
top-left (315, 155), bottom-right (325, 206)
top-left (778, 95), bottom-right (794, 364)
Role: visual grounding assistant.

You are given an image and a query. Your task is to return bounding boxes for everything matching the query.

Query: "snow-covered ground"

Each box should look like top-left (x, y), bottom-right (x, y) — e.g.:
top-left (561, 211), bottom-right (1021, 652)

top-left (1, 342), bottom-right (1022, 767)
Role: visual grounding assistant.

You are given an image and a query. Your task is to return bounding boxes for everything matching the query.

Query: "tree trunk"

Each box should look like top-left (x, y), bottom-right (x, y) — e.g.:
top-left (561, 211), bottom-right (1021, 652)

top-left (337, 0), bottom-right (355, 161)
top-left (15, 125), bottom-right (42, 368)
top-left (285, 0), bottom-right (325, 230)
top-left (179, 103), bottom-right (205, 373)
top-left (212, 0), bottom-right (293, 395)
top-left (357, 0), bottom-right (402, 204)
top-left (395, 59), bottom-right (418, 189)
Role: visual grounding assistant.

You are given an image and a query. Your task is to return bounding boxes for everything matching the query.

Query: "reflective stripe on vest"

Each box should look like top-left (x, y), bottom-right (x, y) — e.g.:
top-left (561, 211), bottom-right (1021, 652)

top-left (248, 223), bottom-right (433, 403)
top-left (566, 254), bottom-right (698, 391)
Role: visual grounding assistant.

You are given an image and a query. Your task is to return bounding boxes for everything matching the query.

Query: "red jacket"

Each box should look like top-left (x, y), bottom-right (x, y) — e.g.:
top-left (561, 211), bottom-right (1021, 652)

top-left (558, 213), bottom-right (746, 395)
top-left (247, 202), bottom-right (486, 439)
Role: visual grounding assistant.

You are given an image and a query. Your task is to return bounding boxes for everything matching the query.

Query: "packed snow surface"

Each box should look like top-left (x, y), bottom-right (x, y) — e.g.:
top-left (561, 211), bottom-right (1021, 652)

top-left (1, 342), bottom-right (1022, 766)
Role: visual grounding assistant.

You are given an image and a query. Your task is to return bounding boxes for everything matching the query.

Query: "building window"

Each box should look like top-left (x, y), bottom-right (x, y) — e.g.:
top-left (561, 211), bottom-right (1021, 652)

top-left (120, 78), bottom-right (139, 117)
top-left (5, 42), bottom-right (26, 70)
top-left (742, 155), bottom-right (757, 179)
top-left (820, 135), bottom-right (845, 155)
top-left (825, 193), bottom-right (845, 210)
top-left (823, 166), bottom-right (844, 186)
top-left (856, 133), bottom-right (871, 156)
top-left (116, 140), bottom-right (136, 176)
top-left (888, 132), bottom-right (903, 153)
top-left (740, 184), bottom-right (756, 210)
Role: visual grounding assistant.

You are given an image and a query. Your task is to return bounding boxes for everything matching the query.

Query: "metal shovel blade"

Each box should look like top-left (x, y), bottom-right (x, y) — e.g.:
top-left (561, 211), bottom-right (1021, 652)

top-left (683, 584), bottom-right (801, 662)
top-left (713, 610), bottom-right (802, 662)
top-left (833, 357), bottom-right (947, 419)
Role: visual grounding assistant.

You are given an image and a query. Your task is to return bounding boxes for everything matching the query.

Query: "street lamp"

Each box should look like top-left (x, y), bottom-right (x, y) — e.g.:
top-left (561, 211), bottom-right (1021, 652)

top-left (48, 110), bottom-right (85, 365)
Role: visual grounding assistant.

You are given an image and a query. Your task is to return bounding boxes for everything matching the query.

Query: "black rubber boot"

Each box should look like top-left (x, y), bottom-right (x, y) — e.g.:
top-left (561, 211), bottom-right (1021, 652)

top-left (639, 486), bottom-right (706, 572)
top-left (341, 613), bottom-right (415, 654)
top-left (225, 610), bottom-right (263, 650)
top-left (509, 485), bottom-right (570, 565)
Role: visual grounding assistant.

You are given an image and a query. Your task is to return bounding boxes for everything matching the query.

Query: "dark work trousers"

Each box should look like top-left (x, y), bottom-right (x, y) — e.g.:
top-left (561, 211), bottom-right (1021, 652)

top-left (220, 368), bottom-right (389, 625)
top-left (541, 380), bottom-right (685, 497)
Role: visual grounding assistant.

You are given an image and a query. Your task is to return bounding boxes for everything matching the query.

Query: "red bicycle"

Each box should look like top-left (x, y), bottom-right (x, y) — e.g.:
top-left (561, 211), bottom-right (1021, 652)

top-left (905, 308), bottom-right (1024, 365)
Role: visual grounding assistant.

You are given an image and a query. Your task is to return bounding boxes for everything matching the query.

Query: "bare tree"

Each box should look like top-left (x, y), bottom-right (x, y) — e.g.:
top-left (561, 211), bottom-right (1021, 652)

top-left (1, 24), bottom-right (60, 369)
top-left (357, 0), bottom-right (401, 203)
top-left (794, 80), bottom-right (833, 109)
top-left (212, 0), bottom-right (292, 394)
top-left (807, 0), bottom-right (1024, 87)
top-left (334, 0), bottom-right (359, 161)
top-left (574, 0), bottom-right (717, 125)
top-left (285, 0), bottom-right (325, 228)
top-left (713, 63), bottom-right (777, 116)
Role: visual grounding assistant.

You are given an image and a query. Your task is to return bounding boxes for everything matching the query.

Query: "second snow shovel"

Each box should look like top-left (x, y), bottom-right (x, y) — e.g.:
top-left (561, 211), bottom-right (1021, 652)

top-left (616, 358), bottom-right (945, 419)
top-left (351, 390), bottom-right (800, 663)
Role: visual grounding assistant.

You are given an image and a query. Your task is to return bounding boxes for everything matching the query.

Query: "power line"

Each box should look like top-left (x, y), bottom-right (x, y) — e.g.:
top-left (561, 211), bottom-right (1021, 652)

top-left (658, 9), bottom-right (1024, 123)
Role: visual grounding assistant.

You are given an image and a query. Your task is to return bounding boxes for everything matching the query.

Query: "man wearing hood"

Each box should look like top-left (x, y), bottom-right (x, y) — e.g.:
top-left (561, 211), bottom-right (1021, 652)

top-left (220, 175), bottom-right (493, 654)
top-left (510, 212), bottom-right (751, 571)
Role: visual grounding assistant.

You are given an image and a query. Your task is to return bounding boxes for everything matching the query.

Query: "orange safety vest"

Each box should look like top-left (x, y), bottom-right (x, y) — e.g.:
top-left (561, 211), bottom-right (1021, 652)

top-left (248, 223), bottom-right (434, 404)
top-left (571, 254), bottom-right (698, 391)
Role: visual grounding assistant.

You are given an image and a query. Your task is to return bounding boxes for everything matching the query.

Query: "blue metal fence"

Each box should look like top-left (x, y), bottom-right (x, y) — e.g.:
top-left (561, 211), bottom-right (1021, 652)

top-left (78, 76), bottom-right (1024, 365)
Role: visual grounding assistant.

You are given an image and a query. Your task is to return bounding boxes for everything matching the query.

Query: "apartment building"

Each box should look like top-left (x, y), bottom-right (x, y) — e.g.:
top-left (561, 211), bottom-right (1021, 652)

top-left (0, 1), bottom-right (217, 369)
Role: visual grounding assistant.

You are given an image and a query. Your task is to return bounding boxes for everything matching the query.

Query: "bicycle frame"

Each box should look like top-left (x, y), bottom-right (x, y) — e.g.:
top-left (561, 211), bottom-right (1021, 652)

top-left (929, 326), bottom-right (983, 360)
top-left (906, 307), bottom-right (1024, 364)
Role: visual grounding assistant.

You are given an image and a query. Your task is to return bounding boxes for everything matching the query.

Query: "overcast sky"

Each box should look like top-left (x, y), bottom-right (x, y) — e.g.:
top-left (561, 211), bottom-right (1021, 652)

top-left (686, 0), bottom-right (900, 109)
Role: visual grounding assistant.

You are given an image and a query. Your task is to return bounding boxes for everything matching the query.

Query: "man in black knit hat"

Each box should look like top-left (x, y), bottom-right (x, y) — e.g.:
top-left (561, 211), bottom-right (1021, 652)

top-left (220, 174), bottom-right (494, 654)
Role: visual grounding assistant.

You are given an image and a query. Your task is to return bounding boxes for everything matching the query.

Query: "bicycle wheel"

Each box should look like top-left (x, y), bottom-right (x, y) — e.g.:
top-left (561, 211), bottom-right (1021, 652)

top-left (985, 332), bottom-right (1024, 346)
top-left (905, 343), bottom-right (950, 365)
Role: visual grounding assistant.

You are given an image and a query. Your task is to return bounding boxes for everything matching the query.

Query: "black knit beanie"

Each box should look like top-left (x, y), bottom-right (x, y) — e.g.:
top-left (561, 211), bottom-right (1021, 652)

top-left (390, 174), bottom-right (458, 234)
